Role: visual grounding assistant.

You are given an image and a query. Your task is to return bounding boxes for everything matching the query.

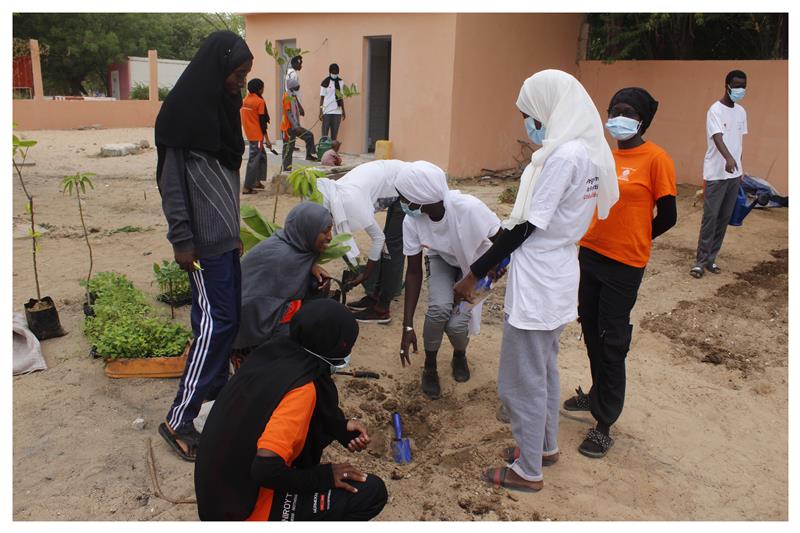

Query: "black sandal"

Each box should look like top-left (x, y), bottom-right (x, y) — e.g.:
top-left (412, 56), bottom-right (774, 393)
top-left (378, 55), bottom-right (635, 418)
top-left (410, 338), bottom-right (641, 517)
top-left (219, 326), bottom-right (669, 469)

top-left (578, 427), bottom-right (614, 459)
top-left (563, 386), bottom-right (591, 411)
top-left (159, 422), bottom-right (199, 462)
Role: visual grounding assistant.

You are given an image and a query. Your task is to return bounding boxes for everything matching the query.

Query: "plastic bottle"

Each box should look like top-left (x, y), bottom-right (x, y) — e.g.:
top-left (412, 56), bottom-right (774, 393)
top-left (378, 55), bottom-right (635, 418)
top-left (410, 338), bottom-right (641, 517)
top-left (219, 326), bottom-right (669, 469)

top-left (457, 257), bottom-right (511, 313)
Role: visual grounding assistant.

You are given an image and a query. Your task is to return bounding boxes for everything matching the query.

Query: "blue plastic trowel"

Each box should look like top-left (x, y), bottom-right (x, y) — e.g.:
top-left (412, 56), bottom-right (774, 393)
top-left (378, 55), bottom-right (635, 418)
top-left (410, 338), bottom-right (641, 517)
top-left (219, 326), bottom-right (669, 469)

top-left (391, 412), bottom-right (412, 464)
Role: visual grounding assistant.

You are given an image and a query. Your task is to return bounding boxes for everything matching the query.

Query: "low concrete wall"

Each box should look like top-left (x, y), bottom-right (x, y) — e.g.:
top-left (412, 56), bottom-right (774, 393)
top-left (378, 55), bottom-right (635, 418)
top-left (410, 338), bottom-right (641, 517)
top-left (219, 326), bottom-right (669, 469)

top-left (13, 99), bottom-right (162, 130)
top-left (579, 60), bottom-right (788, 194)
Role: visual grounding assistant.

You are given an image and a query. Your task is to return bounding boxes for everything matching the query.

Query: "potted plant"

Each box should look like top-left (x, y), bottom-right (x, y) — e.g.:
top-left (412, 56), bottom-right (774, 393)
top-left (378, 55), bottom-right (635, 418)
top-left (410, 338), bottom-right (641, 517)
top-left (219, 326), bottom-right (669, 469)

top-left (152, 259), bottom-right (192, 318)
top-left (14, 125), bottom-right (65, 339)
top-left (61, 171), bottom-right (95, 306)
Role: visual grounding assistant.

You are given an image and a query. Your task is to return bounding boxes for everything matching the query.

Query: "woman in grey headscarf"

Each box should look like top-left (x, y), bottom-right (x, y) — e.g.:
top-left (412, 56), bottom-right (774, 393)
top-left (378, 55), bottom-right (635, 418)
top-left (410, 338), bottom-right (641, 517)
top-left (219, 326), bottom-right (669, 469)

top-left (234, 202), bottom-right (333, 356)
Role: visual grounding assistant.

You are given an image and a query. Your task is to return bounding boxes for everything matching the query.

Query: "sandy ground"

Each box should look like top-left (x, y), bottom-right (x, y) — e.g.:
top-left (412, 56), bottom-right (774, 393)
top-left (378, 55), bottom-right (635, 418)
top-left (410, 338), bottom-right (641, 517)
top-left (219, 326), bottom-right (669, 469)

top-left (11, 128), bottom-right (788, 521)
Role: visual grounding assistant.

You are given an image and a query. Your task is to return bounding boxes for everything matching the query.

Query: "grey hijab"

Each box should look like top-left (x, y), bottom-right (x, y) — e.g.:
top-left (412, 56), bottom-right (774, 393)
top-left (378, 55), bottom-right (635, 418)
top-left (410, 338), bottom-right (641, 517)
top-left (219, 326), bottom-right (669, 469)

top-left (234, 202), bottom-right (333, 349)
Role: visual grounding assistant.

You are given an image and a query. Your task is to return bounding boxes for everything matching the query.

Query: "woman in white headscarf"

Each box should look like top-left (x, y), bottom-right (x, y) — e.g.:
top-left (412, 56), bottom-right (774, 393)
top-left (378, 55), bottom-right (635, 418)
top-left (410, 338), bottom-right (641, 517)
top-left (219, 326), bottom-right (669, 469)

top-left (454, 69), bottom-right (618, 492)
top-left (396, 161), bottom-right (501, 399)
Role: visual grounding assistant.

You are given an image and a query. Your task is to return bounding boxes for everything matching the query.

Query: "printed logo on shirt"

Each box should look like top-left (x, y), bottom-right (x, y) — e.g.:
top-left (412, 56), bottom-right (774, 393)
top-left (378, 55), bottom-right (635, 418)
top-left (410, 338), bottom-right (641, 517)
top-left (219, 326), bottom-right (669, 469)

top-left (312, 492), bottom-right (319, 514)
top-left (618, 168), bottom-right (634, 182)
top-left (281, 493), bottom-right (299, 521)
top-left (584, 176), bottom-right (599, 200)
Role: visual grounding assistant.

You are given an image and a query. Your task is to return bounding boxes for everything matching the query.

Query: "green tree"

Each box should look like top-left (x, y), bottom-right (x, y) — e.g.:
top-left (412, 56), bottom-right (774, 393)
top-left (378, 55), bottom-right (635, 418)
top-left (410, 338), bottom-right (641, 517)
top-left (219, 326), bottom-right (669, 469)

top-left (12, 13), bottom-right (244, 95)
top-left (587, 13), bottom-right (787, 61)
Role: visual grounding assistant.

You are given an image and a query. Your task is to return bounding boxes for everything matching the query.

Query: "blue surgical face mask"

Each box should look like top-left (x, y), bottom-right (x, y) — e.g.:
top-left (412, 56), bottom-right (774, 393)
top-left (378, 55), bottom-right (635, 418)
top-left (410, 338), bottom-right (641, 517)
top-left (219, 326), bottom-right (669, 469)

top-left (400, 201), bottom-right (423, 218)
top-left (330, 73), bottom-right (339, 80)
top-left (305, 347), bottom-right (351, 374)
top-left (728, 86), bottom-right (746, 102)
top-left (524, 117), bottom-right (546, 145)
top-left (605, 116), bottom-right (642, 141)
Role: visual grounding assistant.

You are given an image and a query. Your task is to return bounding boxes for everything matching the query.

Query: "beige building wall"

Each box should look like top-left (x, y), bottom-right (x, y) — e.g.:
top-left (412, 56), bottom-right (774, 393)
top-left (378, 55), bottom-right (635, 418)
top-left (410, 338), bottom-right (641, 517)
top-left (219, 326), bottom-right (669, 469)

top-left (447, 13), bottom-right (585, 177)
top-left (244, 13), bottom-right (458, 169)
top-left (579, 60), bottom-right (789, 194)
top-left (13, 100), bottom-right (162, 130)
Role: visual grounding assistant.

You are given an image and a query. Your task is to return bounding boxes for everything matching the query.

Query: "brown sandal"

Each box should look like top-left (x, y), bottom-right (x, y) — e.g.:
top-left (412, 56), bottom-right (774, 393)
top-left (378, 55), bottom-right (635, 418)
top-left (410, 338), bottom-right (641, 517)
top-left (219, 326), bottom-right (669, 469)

top-left (481, 466), bottom-right (542, 493)
top-left (499, 446), bottom-right (559, 466)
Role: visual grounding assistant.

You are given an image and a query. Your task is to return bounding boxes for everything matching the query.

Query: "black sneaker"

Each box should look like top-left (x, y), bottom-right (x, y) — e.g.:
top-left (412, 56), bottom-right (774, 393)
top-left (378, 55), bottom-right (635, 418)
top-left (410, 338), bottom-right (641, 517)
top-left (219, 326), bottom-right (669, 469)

top-left (578, 427), bottom-right (614, 458)
top-left (352, 307), bottom-right (391, 324)
top-left (451, 355), bottom-right (470, 382)
top-left (347, 294), bottom-right (377, 312)
top-left (421, 368), bottom-right (441, 399)
top-left (563, 386), bottom-right (591, 411)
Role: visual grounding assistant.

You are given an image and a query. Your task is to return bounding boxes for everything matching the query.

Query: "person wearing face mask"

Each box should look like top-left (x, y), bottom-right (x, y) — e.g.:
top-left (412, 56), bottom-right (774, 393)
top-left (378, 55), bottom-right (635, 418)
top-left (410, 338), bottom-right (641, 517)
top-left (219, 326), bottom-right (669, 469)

top-left (561, 87), bottom-right (677, 459)
top-left (454, 69), bottom-right (619, 492)
top-left (195, 298), bottom-right (388, 521)
top-left (690, 69), bottom-right (748, 279)
top-left (396, 161), bottom-right (502, 399)
top-left (281, 75), bottom-right (318, 172)
top-left (319, 63), bottom-right (346, 141)
top-left (155, 31), bottom-right (253, 462)
top-left (232, 202), bottom-right (334, 366)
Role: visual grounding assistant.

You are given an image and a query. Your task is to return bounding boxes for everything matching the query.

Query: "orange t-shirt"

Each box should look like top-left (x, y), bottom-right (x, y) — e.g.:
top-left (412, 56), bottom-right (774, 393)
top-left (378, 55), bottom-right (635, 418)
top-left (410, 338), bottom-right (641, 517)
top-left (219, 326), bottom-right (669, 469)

top-left (246, 382), bottom-right (317, 521)
top-left (280, 93), bottom-right (293, 136)
top-left (241, 93), bottom-right (266, 141)
top-left (580, 141), bottom-right (677, 268)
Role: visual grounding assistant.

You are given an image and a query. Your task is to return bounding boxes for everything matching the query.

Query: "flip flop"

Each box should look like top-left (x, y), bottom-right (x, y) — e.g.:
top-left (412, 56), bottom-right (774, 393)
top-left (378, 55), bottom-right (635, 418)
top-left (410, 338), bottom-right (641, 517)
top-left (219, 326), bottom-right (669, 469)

top-left (158, 423), bottom-right (197, 462)
top-left (481, 466), bottom-right (542, 493)
top-left (499, 447), bottom-right (559, 466)
top-left (242, 188), bottom-right (257, 195)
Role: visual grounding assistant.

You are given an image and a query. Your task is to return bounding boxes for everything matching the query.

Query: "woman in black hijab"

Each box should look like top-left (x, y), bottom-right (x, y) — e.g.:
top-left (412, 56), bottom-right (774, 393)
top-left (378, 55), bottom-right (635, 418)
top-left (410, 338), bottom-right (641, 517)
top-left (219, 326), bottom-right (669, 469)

top-left (156, 31), bottom-right (254, 461)
top-left (560, 86), bottom-right (678, 459)
top-left (195, 299), bottom-right (388, 521)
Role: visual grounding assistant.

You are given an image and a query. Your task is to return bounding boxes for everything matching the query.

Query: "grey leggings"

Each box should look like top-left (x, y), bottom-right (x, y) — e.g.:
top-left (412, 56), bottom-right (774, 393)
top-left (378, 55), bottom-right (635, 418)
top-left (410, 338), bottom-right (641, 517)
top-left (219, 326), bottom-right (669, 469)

top-left (422, 254), bottom-right (470, 353)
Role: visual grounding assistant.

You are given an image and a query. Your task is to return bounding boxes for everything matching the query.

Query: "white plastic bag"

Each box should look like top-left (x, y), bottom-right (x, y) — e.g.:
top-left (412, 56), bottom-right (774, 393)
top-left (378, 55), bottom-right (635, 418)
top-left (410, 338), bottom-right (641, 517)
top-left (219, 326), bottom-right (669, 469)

top-left (13, 312), bottom-right (47, 375)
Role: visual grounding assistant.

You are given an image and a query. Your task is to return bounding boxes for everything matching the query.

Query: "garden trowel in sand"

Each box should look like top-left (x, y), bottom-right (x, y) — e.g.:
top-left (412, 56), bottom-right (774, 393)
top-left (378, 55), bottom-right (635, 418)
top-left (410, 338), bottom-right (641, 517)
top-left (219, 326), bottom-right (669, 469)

top-left (391, 412), bottom-right (412, 464)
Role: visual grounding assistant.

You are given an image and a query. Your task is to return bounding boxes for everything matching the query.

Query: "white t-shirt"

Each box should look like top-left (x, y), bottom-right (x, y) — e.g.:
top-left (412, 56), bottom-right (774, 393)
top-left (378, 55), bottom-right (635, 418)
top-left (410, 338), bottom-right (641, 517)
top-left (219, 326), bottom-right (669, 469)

top-left (320, 77), bottom-right (344, 115)
top-left (338, 160), bottom-right (406, 228)
top-left (403, 194), bottom-right (501, 268)
top-left (505, 139), bottom-right (599, 331)
top-left (703, 100), bottom-right (747, 181)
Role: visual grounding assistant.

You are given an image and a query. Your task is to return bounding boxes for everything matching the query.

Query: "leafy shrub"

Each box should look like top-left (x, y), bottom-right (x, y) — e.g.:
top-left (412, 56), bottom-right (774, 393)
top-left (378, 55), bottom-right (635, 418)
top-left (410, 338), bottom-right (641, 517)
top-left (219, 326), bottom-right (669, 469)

top-left (82, 272), bottom-right (191, 359)
top-left (129, 82), bottom-right (170, 101)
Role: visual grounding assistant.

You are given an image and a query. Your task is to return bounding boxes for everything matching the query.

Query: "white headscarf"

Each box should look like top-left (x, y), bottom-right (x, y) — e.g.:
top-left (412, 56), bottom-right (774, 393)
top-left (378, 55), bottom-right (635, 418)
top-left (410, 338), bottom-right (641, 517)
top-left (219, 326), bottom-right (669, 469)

top-left (395, 161), bottom-right (498, 335)
top-left (505, 69), bottom-right (618, 229)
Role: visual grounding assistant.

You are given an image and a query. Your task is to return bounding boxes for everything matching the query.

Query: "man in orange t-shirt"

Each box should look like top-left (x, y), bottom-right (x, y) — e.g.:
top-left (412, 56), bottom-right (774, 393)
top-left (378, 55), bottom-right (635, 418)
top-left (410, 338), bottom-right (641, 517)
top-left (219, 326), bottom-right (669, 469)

top-left (241, 78), bottom-right (272, 194)
top-left (563, 87), bottom-right (677, 460)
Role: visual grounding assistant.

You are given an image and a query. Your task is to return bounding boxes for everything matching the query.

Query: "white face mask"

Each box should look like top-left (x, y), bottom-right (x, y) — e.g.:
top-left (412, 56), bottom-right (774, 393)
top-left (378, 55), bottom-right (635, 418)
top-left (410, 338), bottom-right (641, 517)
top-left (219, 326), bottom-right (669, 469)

top-left (304, 347), bottom-right (351, 374)
top-left (330, 74), bottom-right (339, 80)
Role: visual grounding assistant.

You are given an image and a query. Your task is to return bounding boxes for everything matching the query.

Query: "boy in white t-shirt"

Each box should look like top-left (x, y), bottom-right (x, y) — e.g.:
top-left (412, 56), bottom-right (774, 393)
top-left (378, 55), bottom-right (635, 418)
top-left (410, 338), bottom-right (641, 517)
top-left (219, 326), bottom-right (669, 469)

top-left (319, 63), bottom-right (346, 141)
top-left (691, 69), bottom-right (748, 279)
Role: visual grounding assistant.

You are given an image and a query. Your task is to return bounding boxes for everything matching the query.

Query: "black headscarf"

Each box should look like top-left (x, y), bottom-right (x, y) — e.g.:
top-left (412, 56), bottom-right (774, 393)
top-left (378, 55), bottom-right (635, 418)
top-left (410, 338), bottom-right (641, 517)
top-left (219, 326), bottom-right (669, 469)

top-left (195, 299), bottom-right (359, 521)
top-left (608, 87), bottom-right (659, 135)
top-left (155, 31), bottom-right (253, 176)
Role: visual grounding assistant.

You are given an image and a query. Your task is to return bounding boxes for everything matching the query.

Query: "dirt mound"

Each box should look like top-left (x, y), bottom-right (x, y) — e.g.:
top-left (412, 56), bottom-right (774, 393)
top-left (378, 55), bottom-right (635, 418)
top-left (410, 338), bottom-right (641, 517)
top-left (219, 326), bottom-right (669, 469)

top-left (640, 249), bottom-right (788, 376)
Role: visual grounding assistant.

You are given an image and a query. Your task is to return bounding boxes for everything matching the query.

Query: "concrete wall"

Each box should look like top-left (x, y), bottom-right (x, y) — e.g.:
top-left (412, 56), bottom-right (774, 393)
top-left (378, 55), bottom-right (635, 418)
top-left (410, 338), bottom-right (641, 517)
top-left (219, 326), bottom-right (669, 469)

top-left (13, 99), bottom-right (162, 130)
top-left (578, 60), bottom-right (788, 194)
top-left (129, 56), bottom-right (189, 89)
top-left (244, 13), bottom-right (458, 168)
top-left (447, 13), bottom-right (585, 177)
